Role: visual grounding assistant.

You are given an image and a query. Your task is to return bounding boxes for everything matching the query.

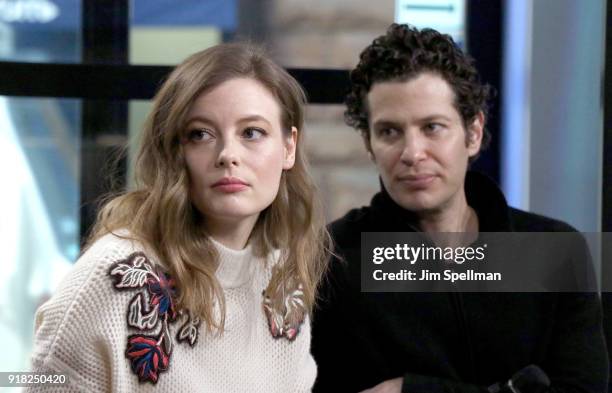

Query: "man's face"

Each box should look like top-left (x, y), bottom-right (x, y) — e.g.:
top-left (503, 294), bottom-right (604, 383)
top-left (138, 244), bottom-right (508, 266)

top-left (366, 72), bottom-right (483, 214)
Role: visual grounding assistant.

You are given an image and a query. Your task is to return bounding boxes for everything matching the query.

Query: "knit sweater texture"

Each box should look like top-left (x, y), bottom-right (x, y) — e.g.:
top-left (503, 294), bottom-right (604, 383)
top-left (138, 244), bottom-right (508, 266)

top-left (27, 231), bottom-right (316, 392)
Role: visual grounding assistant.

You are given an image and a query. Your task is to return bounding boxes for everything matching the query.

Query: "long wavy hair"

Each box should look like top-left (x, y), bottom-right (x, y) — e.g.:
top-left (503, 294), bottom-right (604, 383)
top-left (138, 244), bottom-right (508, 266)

top-left (87, 42), bottom-right (331, 333)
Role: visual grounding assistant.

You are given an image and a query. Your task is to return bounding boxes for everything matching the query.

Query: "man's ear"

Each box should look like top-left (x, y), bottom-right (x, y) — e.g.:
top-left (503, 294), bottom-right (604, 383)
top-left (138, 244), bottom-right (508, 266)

top-left (362, 132), bottom-right (375, 162)
top-left (466, 111), bottom-right (484, 157)
top-left (283, 127), bottom-right (298, 169)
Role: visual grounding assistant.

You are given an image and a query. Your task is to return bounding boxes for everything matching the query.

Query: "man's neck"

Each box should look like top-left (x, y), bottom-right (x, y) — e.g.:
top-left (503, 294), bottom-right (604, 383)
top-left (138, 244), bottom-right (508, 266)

top-left (416, 191), bottom-right (479, 234)
top-left (417, 198), bottom-right (479, 248)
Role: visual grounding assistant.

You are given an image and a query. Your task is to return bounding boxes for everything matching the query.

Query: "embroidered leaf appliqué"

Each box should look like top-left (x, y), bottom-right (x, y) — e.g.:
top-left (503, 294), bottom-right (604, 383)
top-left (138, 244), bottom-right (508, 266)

top-left (263, 284), bottom-right (305, 341)
top-left (161, 321), bottom-right (173, 355)
top-left (128, 293), bottom-right (159, 330)
top-left (263, 301), bottom-right (285, 338)
top-left (109, 251), bottom-right (201, 384)
top-left (125, 334), bottom-right (169, 384)
top-left (110, 253), bottom-right (155, 289)
top-left (146, 272), bottom-right (177, 321)
top-left (177, 314), bottom-right (201, 347)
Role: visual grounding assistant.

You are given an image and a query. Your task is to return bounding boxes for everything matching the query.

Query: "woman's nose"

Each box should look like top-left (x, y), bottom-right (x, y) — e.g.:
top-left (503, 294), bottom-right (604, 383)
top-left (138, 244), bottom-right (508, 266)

top-left (215, 139), bottom-right (240, 168)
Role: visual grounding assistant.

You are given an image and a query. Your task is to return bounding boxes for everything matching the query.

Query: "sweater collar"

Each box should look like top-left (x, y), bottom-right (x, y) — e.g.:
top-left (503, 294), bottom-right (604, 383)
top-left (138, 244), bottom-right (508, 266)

top-left (369, 171), bottom-right (512, 232)
top-left (210, 237), bottom-right (257, 289)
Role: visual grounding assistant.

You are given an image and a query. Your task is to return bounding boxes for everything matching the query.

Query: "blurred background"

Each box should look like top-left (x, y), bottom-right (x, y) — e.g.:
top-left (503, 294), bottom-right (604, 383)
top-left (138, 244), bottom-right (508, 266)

top-left (0, 0), bottom-right (609, 382)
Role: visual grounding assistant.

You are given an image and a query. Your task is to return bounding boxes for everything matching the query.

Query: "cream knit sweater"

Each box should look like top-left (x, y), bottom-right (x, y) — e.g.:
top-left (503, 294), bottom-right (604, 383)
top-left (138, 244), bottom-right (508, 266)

top-left (27, 232), bottom-right (317, 392)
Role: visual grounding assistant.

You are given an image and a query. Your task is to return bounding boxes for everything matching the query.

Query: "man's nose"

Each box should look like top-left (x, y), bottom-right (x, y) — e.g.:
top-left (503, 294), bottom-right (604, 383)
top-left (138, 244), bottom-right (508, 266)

top-left (399, 132), bottom-right (427, 166)
top-left (215, 138), bottom-right (240, 168)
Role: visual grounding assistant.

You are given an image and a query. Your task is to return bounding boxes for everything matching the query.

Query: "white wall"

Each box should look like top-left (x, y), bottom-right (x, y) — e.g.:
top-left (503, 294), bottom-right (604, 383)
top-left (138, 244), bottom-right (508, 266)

top-left (502, 0), bottom-right (606, 232)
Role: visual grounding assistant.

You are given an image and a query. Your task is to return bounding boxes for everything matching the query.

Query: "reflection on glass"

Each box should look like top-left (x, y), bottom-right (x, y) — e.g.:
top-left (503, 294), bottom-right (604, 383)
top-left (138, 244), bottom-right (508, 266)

top-left (0, 96), bottom-right (78, 379)
top-left (130, 0), bottom-right (233, 65)
top-left (0, 2), bottom-right (82, 381)
top-left (0, 0), bottom-right (81, 63)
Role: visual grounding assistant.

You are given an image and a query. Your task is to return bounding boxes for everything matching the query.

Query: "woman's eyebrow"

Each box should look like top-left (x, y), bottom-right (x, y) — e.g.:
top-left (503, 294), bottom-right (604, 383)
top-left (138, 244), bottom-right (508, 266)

top-left (185, 115), bottom-right (216, 127)
top-left (236, 114), bottom-right (272, 126)
top-left (185, 114), bottom-right (272, 127)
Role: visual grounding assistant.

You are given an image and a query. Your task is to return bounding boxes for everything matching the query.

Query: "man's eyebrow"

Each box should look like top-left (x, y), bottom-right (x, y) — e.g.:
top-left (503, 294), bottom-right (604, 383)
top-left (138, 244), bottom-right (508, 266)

top-left (372, 119), bottom-right (403, 129)
top-left (418, 114), bottom-right (453, 123)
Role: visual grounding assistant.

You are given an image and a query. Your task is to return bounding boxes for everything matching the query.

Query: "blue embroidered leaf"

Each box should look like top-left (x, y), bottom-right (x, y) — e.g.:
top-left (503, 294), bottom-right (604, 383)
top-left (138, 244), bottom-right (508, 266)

top-left (128, 293), bottom-right (159, 330)
top-left (147, 271), bottom-right (177, 321)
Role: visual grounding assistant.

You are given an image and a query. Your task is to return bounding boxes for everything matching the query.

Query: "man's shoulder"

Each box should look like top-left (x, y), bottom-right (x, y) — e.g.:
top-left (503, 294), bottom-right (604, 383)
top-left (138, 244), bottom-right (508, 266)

top-left (509, 207), bottom-right (578, 232)
top-left (329, 206), bottom-right (372, 246)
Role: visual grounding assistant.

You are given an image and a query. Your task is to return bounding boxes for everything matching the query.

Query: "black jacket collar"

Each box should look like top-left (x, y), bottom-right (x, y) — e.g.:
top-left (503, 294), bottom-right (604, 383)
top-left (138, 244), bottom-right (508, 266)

top-left (369, 171), bottom-right (512, 232)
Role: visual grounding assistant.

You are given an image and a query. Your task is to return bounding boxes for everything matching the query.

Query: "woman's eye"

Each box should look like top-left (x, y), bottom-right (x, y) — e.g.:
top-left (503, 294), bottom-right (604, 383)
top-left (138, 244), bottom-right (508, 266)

top-left (188, 129), bottom-right (214, 142)
top-left (243, 127), bottom-right (265, 140)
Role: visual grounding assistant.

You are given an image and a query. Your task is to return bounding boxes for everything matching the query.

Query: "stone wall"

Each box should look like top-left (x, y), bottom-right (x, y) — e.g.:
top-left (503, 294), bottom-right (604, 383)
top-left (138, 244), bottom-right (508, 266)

top-left (267, 0), bottom-right (395, 220)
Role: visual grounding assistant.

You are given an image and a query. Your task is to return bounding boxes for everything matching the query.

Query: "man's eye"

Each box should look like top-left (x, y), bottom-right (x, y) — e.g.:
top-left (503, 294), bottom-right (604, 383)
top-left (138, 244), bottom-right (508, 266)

top-left (188, 129), bottom-right (214, 142)
top-left (424, 123), bottom-right (443, 133)
top-left (377, 127), bottom-right (399, 137)
top-left (243, 127), bottom-right (266, 140)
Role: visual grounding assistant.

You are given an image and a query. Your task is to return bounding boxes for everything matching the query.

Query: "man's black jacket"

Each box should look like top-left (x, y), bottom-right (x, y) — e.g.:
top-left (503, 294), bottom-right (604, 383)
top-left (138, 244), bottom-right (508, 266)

top-left (311, 172), bottom-right (608, 393)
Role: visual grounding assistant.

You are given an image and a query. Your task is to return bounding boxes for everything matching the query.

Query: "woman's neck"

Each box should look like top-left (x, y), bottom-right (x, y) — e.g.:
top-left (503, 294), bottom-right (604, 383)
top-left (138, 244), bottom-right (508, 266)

top-left (205, 214), bottom-right (259, 250)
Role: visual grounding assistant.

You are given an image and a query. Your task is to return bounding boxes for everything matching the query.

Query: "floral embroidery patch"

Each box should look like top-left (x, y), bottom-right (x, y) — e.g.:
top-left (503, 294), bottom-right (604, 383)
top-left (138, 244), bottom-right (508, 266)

top-left (109, 252), bottom-right (200, 384)
top-left (262, 284), bottom-right (305, 341)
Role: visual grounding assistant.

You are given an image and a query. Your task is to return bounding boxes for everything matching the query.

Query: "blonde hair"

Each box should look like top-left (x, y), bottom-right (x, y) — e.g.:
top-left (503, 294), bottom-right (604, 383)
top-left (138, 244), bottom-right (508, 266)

top-left (88, 43), bottom-right (331, 332)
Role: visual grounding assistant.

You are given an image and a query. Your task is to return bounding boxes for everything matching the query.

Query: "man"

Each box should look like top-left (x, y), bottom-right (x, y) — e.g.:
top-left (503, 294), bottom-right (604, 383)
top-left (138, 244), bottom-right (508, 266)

top-left (311, 24), bottom-right (608, 393)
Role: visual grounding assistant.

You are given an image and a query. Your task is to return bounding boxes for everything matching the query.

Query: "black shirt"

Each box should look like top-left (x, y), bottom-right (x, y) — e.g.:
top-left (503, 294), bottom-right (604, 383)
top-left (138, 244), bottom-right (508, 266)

top-left (311, 172), bottom-right (608, 393)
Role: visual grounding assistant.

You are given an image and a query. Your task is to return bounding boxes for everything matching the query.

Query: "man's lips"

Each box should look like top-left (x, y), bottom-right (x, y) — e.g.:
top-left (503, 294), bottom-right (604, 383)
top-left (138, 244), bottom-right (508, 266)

top-left (397, 174), bottom-right (437, 188)
top-left (212, 177), bottom-right (249, 192)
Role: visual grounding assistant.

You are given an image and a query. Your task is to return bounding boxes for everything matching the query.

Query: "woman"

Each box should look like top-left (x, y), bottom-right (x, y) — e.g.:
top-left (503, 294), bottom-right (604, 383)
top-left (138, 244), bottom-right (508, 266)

top-left (28, 43), bottom-right (331, 392)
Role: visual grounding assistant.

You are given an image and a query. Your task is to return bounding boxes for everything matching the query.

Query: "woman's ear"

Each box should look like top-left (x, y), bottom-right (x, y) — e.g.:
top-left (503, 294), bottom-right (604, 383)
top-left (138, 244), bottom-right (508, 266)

top-left (283, 126), bottom-right (298, 170)
top-left (467, 111), bottom-right (484, 157)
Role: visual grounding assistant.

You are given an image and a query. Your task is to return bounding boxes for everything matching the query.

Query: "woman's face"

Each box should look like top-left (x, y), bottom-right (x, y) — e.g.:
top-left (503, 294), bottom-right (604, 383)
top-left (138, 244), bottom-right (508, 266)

top-left (183, 77), bottom-right (297, 228)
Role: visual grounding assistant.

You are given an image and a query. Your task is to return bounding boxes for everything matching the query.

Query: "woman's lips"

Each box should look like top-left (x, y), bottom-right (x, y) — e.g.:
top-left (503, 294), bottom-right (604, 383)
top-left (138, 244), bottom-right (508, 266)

top-left (212, 178), bottom-right (249, 193)
top-left (397, 174), bottom-right (436, 188)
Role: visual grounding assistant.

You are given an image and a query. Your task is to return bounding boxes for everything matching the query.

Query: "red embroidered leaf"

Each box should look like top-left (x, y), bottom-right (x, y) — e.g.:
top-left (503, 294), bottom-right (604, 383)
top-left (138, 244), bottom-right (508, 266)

top-left (125, 335), bottom-right (169, 384)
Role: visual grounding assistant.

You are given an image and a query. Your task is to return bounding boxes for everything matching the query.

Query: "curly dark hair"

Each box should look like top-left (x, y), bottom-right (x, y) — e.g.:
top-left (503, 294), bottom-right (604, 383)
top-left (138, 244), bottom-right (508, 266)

top-left (345, 23), bottom-right (492, 153)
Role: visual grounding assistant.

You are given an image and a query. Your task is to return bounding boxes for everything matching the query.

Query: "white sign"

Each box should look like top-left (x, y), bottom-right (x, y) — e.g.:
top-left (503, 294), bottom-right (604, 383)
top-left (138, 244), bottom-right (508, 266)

top-left (395, 0), bottom-right (465, 46)
top-left (0, 0), bottom-right (59, 24)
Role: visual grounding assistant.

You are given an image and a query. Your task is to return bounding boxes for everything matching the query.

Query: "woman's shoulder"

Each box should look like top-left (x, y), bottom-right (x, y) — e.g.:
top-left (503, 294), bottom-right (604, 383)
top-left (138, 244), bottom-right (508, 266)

top-left (35, 230), bottom-right (166, 327)
top-left (69, 230), bottom-right (169, 297)
top-left (30, 231), bottom-right (167, 380)
top-left (42, 231), bottom-right (159, 312)
top-left (80, 229), bottom-right (157, 266)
